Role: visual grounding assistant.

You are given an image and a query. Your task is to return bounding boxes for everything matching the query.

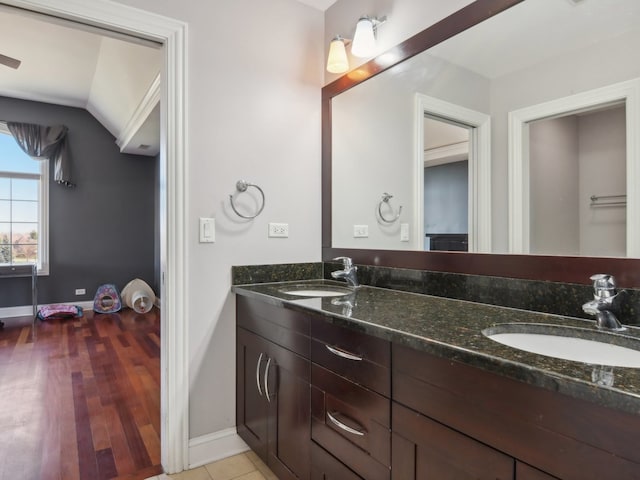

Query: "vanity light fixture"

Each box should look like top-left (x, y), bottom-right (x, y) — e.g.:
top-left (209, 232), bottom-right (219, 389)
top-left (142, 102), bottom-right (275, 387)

top-left (326, 35), bottom-right (349, 74)
top-left (326, 15), bottom-right (387, 73)
top-left (352, 16), bottom-right (386, 58)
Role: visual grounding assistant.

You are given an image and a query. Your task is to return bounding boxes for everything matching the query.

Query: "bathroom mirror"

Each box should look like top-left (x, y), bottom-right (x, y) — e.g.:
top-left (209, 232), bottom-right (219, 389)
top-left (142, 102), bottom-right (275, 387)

top-left (328, 0), bottom-right (640, 257)
top-left (322, 0), bottom-right (640, 286)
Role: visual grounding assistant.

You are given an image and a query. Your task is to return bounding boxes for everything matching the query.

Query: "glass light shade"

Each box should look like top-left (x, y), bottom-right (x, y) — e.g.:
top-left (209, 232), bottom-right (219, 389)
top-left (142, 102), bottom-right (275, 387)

top-left (351, 17), bottom-right (376, 58)
top-left (327, 36), bottom-right (349, 74)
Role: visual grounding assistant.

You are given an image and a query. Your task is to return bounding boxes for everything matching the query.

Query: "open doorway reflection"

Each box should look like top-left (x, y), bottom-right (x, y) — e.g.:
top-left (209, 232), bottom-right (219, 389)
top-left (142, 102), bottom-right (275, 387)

top-left (529, 103), bottom-right (626, 256)
top-left (423, 115), bottom-right (470, 251)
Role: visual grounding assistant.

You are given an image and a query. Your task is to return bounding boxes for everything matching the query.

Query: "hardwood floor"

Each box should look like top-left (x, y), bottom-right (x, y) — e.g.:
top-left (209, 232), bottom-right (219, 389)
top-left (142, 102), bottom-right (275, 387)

top-left (0, 308), bottom-right (162, 480)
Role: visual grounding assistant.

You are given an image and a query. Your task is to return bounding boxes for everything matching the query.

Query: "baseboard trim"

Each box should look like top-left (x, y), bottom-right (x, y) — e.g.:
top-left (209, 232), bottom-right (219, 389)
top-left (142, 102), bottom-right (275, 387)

top-left (0, 300), bottom-right (94, 319)
top-left (0, 299), bottom-right (162, 320)
top-left (188, 428), bottom-right (249, 469)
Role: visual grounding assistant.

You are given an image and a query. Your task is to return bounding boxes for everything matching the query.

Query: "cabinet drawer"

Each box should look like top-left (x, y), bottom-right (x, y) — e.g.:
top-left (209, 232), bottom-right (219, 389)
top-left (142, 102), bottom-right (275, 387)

top-left (311, 320), bottom-right (390, 396)
top-left (392, 402), bottom-right (514, 480)
top-left (311, 442), bottom-right (364, 480)
top-left (393, 343), bottom-right (640, 479)
top-left (237, 296), bottom-right (310, 357)
top-left (311, 364), bottom-right (390, 480)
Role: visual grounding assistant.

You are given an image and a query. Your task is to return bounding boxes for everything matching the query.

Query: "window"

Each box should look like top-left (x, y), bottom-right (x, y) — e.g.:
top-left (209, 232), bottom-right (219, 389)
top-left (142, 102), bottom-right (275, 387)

top-left (0, 124), bottom-right (49, 274)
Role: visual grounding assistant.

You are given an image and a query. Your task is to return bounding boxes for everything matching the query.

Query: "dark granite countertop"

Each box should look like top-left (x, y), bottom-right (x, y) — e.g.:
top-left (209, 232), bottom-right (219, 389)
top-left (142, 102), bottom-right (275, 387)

top-left (232, 279), bottom-right (640, 416)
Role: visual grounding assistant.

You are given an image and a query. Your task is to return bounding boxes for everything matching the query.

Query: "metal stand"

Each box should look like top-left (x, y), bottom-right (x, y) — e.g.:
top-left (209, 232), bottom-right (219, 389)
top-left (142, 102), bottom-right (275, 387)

top-left (0, 264), bottom-right (38, 328)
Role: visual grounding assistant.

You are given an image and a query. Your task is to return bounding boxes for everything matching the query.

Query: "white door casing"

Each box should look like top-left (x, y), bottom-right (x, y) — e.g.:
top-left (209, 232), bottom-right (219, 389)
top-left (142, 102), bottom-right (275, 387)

top-left (0, 0), bottom-right (189, 473)
top-left (414, 93), bottom-right (492, 252)
top-left (508, 78), bottom-right (640, 257)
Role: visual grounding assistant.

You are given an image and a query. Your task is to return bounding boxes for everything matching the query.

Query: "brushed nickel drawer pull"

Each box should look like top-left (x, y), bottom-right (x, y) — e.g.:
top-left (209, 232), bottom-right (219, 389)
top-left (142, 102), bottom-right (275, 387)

top-left (256, 352), bottom-right (264, 396)
top-left (327, 411), bottom-right (366, 436)
top-left (325, 344), bottom-right (363, 361)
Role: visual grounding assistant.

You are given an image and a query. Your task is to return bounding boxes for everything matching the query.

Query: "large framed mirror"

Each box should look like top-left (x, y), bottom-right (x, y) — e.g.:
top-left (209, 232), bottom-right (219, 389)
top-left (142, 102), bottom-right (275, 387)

top-left (322, 0), bottom-right (640, 286)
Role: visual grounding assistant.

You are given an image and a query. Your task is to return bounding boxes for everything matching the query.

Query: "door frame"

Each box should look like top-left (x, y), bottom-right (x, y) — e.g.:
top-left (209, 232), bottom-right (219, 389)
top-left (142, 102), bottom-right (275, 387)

top-left (1, 0), bottom-right (189, 473)
top-left (414, 93), bottom-right (492, 252)
top-left (508, 78), bottom-right (640, 256)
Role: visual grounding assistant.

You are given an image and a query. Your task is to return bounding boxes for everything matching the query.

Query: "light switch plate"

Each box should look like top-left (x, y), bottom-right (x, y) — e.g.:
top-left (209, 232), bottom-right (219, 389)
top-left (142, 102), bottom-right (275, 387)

top-left (199, 217), bottom-right (215, 243)
top-left (400, 223), bottom-right (410, 242)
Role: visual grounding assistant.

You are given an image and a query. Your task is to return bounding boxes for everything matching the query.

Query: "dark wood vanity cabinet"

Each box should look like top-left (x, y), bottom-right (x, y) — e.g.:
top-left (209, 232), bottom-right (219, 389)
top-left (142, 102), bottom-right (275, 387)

top-left (393, 344), bottom-right (640, 480)
top-left (516, 462), bottom-right (559, 480)
top-left (236, 297), bottom-right (311, 480)
top-left (236, 295), bottom-right (640, 480)
top-left (310, 320), bottom-right (392, 480)
top-left (392, 402), bottom-right (513, 479)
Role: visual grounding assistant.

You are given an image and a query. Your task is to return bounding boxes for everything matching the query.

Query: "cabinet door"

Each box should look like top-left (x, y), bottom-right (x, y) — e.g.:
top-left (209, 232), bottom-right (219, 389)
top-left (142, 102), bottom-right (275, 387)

top-left (237, 327), bottom-right (270, 460)
top-left (266, 337), bottom-right (311, 480)
top-left (392, 403), bottom-right (514, 480)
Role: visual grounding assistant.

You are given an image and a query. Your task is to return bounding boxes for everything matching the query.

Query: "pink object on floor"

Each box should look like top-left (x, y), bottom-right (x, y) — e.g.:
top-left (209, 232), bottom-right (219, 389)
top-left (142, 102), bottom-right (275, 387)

top-left (37, 304), bottom-right (83, 320)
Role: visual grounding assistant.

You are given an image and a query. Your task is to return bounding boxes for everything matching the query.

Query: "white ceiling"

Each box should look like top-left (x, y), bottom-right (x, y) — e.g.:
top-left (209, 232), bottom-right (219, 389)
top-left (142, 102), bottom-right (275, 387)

top-left (427, 0), bottom-right (640, 80)
top-left (0, 0), bottom-right (333, 157)
top-left (0, 7), bottom-right (161, 156)
top-left (295, 0), bottom-right (337, 11)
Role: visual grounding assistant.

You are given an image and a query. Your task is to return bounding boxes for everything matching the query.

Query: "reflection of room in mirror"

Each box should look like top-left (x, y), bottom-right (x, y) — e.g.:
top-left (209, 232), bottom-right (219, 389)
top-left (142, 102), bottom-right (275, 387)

top-left (529, 104), bottom-right (626, 257)
top-left (329, 0), bottom-right (640, 257)
top-left (423, 115), bottom-right (469, 252)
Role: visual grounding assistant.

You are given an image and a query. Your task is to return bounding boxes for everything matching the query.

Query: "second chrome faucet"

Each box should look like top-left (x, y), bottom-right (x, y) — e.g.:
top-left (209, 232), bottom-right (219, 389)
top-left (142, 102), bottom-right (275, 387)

top-left (331, 256), bottom-right (359, 288)
top-left (582, 274), bottom-right (626, 331)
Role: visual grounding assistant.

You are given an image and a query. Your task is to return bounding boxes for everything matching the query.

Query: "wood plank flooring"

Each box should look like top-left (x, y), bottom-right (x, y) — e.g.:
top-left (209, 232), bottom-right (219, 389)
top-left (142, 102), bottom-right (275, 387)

top-left (0, 308), bottom-right (162, 480)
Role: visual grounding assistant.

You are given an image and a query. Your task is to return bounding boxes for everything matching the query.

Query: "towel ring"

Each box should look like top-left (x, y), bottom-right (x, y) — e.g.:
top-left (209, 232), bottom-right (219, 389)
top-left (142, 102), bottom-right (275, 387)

top-left (378, 192), bottom-right (402, 223)
top-left (229, 180), bottom-right (265, 219)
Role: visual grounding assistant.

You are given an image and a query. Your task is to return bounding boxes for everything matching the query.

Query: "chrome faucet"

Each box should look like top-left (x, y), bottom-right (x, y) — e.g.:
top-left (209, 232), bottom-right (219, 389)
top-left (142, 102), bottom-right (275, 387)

top-left (331, 256), bottom-right (359, 287)
top-left (582, 274), bottom-right (626, 331)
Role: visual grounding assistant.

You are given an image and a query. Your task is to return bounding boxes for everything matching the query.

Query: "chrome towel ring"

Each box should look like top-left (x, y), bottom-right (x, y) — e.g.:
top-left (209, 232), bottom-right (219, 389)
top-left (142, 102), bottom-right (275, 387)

top-left (378, 192), bottom-right (402, 223)
top-left (229, 180), bottom-right (265, 219)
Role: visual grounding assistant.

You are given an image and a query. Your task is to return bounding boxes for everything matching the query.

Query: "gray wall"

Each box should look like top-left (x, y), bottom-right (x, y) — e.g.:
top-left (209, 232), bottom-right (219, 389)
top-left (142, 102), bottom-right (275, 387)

top-left (424, 160), bottom-right (468, 234)
top-left (0, 96), bottom-right (157, 308)
top-left (578, 106), bottom-right (626, 257)
top-left (530, 116), bottom-right (580, 255)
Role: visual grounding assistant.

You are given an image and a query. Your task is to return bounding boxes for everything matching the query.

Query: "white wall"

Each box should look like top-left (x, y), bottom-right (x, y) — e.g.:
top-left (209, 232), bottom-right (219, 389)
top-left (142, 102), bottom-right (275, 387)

top-left (489, 29), bottom-right (640, 252)
top-left (112, 0), bottom-right (323, 451)
top-left (331, 53), bottom-right (489, 250)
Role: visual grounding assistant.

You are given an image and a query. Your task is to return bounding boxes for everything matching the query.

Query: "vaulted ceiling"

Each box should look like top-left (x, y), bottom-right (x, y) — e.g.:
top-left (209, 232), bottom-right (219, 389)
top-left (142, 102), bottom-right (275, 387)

top-left (0, 0), bottom-right (335, 158)
top-left (0, 6), bottom-right (161, 156)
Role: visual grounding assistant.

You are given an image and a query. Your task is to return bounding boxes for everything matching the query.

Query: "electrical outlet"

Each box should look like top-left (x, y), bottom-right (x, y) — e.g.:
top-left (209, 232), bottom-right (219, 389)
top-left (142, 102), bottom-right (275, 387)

top-left (75, 288), bottom-right (86, 295)
top-left (353, 225), bottom-right (369, 238)
top-left (269, 222), bottom-right (289, 238)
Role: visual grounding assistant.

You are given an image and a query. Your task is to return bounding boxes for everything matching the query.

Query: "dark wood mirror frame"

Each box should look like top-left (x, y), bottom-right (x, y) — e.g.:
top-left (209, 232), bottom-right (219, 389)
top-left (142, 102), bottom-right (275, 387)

top-left (321, 0), bottom-right (640, 288)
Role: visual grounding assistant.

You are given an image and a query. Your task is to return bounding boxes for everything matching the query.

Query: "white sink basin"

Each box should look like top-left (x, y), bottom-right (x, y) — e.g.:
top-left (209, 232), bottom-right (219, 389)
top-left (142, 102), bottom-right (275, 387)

top-left (279, 284), bottom-right (353, 298)
top-left (482, 323), bottom-right (640, 368)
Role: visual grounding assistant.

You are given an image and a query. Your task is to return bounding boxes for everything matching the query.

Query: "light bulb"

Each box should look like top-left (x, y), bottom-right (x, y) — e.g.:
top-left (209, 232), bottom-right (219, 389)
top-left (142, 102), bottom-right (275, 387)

top-left (351, 17), bottom-right (376, 58)
top-left (326, 36), bottom-right (349, 74)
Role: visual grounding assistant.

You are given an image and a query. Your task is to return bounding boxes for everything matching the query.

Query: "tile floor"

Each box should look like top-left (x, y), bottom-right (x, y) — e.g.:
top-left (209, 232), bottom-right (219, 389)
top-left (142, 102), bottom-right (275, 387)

top-left (146, 452), bottom-right (278, 480)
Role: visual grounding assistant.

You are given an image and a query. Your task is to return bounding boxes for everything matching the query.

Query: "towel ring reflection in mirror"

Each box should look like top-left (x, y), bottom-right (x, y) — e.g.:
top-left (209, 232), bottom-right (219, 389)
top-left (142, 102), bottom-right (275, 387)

top-left (229, 180), bottom-right (265, 219)
top-left (378, 192), bottom-right (402, 223)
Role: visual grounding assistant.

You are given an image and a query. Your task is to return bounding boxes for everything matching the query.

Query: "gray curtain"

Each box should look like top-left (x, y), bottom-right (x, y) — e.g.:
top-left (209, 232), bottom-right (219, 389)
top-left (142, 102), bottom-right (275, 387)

top-left (7, 122), bottom-right (74, 187)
